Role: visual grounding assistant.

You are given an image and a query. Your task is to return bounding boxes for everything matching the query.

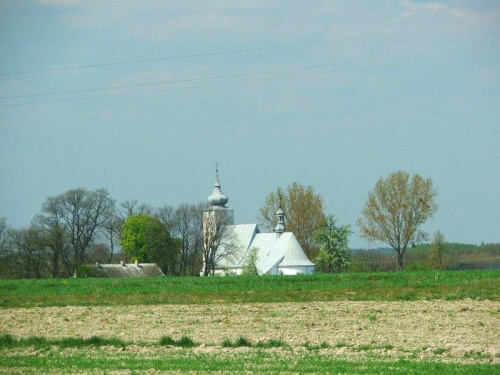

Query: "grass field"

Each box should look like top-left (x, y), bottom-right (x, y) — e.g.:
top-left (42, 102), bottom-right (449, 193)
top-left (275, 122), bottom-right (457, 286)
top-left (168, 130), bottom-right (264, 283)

top-left (1, 270), bottom-right (499, 308)
top-left (1, 270), bottom-right (499, 374)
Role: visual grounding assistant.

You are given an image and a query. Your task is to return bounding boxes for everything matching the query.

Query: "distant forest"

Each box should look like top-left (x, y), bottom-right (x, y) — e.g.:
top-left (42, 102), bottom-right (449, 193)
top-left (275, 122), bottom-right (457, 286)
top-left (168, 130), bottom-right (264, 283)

top-left (351, 242), bottom-right (500, 272)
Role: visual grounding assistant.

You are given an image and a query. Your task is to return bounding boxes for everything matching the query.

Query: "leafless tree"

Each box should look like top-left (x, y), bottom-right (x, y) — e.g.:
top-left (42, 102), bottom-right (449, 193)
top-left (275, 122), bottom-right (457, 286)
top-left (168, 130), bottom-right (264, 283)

top-left (120, 200), bottom-right (154, 219)
top-left (0, 218), bottom-right (9, 260)
top-left (0, 218), bottom-right (16, 278)
top-left (32, 213), bottom-right (72, 278)
top-left (41, 188), bottom-right (116, 271)
top-left (189, 203), bottom-right (205, 275)
top-left (11, 227), bottom-right (48, 279)
top-left (202, 209), bottom-right (238, 276)
top-left (155, 203), bottom-right (206, 276)
top-left (101, 215), bottom-right (122, 263)
top-left (156, 204), bottom-right (176, 233)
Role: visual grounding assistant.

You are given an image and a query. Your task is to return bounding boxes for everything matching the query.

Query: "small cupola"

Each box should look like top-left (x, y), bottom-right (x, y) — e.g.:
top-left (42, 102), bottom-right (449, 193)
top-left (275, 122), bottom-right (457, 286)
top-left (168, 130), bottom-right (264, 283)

top-left (274, 206), bottom-right (286, 235)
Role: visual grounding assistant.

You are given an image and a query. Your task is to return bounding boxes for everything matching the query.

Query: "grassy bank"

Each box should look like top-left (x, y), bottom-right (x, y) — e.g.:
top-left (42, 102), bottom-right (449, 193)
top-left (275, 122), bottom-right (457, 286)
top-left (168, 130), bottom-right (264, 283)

top-left (1, 270), bottom-right (498, 308)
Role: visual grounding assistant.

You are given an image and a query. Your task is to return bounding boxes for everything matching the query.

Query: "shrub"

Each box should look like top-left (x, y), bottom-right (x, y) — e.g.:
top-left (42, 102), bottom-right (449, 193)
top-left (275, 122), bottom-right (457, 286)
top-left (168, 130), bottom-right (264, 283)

top-left (255, 339), bottom-right (288, 348)
top-left (304, 341), bottom-right (329, 350)
top-left (76, 265), bottom-right (95, 278)
top-left (159, 335), bottom-right (197, 348)
top-left (222, 336), bottom-right (252, 348)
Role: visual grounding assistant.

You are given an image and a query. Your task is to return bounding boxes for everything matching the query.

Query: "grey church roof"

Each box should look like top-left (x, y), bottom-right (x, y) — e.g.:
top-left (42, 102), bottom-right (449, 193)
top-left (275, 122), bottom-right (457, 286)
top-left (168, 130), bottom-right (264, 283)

top-left (90, 263), bottom-right (165, 278)
top-left (252, 232), bottom-right (314, 272)
top-left (219, 224), bottom-right (314, 274)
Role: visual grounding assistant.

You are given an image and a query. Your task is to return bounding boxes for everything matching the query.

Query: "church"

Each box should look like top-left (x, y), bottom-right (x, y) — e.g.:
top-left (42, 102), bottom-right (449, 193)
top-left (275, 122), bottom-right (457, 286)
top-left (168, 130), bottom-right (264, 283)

top-left (203, 170), bottom-right (315, 276)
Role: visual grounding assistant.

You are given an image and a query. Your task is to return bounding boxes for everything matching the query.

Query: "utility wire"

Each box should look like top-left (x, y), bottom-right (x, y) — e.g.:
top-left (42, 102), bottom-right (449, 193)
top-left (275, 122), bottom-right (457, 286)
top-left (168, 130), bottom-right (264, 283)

top-left (1, 45), bottom-right (497, 101)
top-left (0, 34), bottom-right (388, 77)
top-left (1, 49), bottom-right (497, 108)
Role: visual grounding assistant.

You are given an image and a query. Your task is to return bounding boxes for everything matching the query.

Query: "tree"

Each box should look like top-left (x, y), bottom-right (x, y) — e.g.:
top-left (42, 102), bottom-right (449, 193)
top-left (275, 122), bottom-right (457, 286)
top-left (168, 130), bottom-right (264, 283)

top-left (357, 171), bottom-right (438, 270)
top-left (120, 214), bottom-right (180, 275)
top-left (0, 218), bottom-right (16, 279)
top-left (188, 203), bottom-right (205, 276)
top-left (158, 203), bottom-right (204, 276)
top-left (0, 218), bottom-right (8, 256)
top-left (427, 230), bottom-right (446, 269)
top-left (202, 209), bottom-right (238, 276)
top-left (32, 214), bottom-right (72, 278)
top-left (241, 247), bottom-right (259, 276)
top-left (101, 215), bottom-right (122, 263)
top-left (258, 182), bottom-right (325, 258)
top-left (315, 215), bottom-right (352, 273)
top-left (41, 188), bottom-right (116, 271)
top-left (11, 227), bottom-right (48, 279)
top-left (120, 200), bottom-right (154, 218)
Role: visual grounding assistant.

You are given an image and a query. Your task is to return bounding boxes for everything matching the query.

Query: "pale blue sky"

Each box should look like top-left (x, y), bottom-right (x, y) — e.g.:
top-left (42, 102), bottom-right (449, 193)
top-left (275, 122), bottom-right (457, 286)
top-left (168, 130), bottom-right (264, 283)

top-left (0, 1), bottom-right (499, 248)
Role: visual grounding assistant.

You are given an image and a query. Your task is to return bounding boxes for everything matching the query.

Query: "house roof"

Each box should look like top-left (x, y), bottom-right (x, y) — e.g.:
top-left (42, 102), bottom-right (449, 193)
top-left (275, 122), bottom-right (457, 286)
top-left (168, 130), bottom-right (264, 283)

top-left (90, 263), bottom-right (165, 278)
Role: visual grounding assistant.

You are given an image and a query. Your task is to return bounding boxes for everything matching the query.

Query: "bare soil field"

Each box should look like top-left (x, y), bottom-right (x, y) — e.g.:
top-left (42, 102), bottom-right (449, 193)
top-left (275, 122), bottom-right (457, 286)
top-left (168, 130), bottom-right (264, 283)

top-left (2, 300), bottom-right (499, 364)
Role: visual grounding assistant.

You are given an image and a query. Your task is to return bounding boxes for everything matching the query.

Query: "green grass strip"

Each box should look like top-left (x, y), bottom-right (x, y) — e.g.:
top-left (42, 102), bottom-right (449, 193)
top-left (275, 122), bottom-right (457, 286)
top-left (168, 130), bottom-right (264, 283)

top-left (1, 270), bottom-right (499, 308)
top-left (0, 351), bottom-right (498, 374)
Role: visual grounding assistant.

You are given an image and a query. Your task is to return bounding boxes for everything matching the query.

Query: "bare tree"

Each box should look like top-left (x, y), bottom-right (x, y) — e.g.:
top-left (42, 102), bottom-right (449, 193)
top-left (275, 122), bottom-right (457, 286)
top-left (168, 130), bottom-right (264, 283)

top-left (0, 218), bottom-right (16, 278)
top-left (11, 227), bottom-right (48, 279)
top-left (155, 203), bottom-right (206, 276)
top-left (0, 218), bottom-right (9, 261)
top-left (120, 200), bottom-right (154, 219)
top-left (41, 188), bottom-right (116, 271)
top-left (156, 204), bottom-right (176, 233)
top-left (32, 214), bottom-right (72, 278)
top-left (101, 215), bottom-right (122, 263)
top-left (175, 204), bottom-right (200, 275)
top-left (202, 209), bottom-right (238, 276)
top-left (189, 203), bottom-right (205, 276)
top-left (357, 171), bottom-right (438, 270)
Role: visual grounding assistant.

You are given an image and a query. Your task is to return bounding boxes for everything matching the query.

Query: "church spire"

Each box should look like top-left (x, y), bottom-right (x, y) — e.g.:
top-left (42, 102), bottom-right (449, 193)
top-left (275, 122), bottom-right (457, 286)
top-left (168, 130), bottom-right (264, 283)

top-left (208, 163), bottom-right (229, 207)
top-left (274, 205), bottom-right (286, 234)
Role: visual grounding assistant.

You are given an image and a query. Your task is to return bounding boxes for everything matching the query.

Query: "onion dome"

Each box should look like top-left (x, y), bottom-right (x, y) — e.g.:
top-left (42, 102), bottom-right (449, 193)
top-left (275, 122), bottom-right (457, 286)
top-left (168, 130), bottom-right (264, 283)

top-left (208, 166), bottom-right (228, 207)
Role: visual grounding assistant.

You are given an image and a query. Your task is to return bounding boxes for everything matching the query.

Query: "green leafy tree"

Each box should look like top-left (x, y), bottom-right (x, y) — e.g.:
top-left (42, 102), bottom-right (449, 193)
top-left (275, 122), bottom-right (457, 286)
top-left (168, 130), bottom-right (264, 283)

top-left (357, 171), bottom-right (438, 270)
top-left (315, 215), bottom-right (352, 273)
top-left (120, 214), bottom-right (180, 275)
top-left (259, 182), bottom-right (325, 258)
top-left (241, 247), bottom-right (259, 276)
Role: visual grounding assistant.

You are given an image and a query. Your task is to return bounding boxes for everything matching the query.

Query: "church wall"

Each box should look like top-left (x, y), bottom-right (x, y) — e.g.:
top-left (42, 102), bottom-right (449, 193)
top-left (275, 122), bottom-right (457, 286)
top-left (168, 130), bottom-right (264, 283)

top-left (278, 265), bottom-right (315, 275)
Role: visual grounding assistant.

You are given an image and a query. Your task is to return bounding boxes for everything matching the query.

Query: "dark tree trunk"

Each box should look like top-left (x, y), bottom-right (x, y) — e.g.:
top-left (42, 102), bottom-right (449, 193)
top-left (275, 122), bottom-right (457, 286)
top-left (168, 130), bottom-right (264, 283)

top-left (396, 251), bottom-right (404, 271)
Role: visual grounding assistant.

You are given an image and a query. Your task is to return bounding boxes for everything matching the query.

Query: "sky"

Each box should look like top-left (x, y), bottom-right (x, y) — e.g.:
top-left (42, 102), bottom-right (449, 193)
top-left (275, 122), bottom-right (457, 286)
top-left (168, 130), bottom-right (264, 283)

top-left (0, 0), bottom-right (499, 248)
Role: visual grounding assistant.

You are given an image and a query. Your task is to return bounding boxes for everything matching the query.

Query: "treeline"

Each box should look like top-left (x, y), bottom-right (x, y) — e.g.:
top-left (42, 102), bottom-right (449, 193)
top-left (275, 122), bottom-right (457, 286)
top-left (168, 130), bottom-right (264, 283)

top-left (0, 188), bottom-right (206, 279)
top-left (350, 243), bottom-right (500, 272)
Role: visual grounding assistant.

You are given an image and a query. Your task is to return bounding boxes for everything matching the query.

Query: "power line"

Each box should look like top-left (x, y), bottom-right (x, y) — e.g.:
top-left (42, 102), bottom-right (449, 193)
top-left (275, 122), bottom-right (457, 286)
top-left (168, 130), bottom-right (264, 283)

top-left (1, 49), bottom-right (497, 109)
top-left (1, 46), bottom-right (497, 101)
top-left (0, 34), bottom-right (389, 77)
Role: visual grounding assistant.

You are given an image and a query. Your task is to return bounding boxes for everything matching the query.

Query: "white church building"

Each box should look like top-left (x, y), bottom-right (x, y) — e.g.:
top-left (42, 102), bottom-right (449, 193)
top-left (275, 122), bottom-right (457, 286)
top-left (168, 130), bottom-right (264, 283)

top-left (204, 170), bottom-right (315, 276)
